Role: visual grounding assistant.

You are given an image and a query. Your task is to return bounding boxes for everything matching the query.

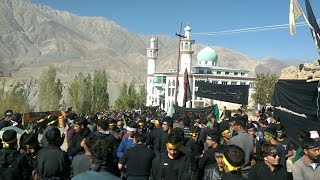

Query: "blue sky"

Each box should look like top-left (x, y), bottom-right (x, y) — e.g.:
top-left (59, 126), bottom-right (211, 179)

top-left (32, 0), bottom-right (320, 61)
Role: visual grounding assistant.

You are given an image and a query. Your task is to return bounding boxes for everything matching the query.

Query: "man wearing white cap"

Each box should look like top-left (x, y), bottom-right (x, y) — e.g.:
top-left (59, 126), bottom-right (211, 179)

top-left (117, 121), bottom-right (138, 179)
top-left (117, 121), bottom-right (138, 158)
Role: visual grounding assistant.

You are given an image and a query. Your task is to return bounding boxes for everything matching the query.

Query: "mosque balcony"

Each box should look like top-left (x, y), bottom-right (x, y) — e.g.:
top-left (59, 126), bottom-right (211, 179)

top-left (153, 82), bottom-right (166, 87)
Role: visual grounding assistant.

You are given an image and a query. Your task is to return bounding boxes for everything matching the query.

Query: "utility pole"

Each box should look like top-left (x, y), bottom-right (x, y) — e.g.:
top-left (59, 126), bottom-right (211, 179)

top-left (174, 23), bottom-right (186, 106)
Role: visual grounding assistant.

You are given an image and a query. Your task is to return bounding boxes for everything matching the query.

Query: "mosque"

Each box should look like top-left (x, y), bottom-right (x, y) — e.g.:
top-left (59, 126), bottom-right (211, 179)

top-left (146, 25), bottom-right (255, 112)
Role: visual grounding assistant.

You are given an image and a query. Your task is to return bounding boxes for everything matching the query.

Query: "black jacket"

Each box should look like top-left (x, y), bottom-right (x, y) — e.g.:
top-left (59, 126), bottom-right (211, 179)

top-left (0, 120), bottom-right (11, 130)
top-left (248, 161), bottom-right (288, 180)
top-left (185, 138), bottom-right (204, 171)
top-left (198, 146), bottom-right (221, 170)
top-left (67, 127), bottom-right (91, 156)
top-left (0, 148), bottom-right (31, 180)
top-left (151, 152), bottom-right (191, 180)
top-left (36, 145), bottom-right (71, 179)
top-left (153, 130), bottom-right (168, 156)
top-left (119, 144), bottom-right (155, 176)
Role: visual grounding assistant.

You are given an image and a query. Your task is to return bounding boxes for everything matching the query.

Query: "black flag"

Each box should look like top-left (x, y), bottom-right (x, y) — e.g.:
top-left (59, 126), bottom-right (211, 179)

top-left (183, 68), bottom-right (192, 107)
top-left (305, 0), bottom-right (320, 54)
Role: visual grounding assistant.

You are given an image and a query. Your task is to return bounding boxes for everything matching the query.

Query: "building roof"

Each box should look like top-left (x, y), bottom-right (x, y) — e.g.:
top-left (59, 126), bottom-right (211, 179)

top-left (197, 46), bottom-right (218, 62)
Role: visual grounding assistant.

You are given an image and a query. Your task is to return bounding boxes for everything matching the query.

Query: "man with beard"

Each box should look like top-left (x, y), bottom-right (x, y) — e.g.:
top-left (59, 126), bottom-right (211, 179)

top-left (67, 117), bottom-right (92, 157)
top-left (292, 138), bottom-right (320, 180)
top-left (151, 133), bottom-right (191, 180)
top-left (248, 143), bottom-right (287, 180)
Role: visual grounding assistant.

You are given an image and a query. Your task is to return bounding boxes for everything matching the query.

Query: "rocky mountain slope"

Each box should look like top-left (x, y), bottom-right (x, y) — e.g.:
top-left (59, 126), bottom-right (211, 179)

top-left (0, 0), bottom-right (296, 109)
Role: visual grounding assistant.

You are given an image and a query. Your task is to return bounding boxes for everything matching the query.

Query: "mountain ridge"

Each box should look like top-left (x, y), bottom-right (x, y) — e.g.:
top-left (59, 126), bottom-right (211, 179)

top-left (0, 0), bottom-right (304, 108)
top-left (1, 0), bottom-right (297, 80)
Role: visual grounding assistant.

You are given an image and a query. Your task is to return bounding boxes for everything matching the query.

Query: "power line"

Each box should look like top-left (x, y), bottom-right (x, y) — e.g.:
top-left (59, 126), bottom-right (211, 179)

top-left (192, 19), bottom-right (320, 36)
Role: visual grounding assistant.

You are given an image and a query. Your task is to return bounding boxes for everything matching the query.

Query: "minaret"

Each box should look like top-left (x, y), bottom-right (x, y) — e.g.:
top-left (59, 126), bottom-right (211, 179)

top-left (146, 37), bottom-right (158, 106)
top-left (177, 25), bottom-right (195, 107)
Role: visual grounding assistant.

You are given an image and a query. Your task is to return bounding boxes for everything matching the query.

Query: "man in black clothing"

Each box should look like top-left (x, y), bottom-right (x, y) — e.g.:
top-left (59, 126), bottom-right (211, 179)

top-left (198, 134), bottom-right (222, 170)
top-left (118, 134), bottom-right (155, 180)
top-left (182, 116), bottom-right (192, 140)
top-left (248, 143), bottom-right (287, 180)
top-left (95, 120), bottom-right (116, 147)
top-left (19, 132), bottom-right (42, 173)
top-left (151, 133), bottom-right (191, 180)
top-left (33, 128), bottom-right (71, 180)
top-left (0, 166), bottom-right (21, 180)
top-left (203, 147), bottom-right (225, 180)
top-left (185, 126), bottom-right (204, 180)
top-left (149, 119), bottom-right (162, 150)
top-left (221, 145), bottom-right (246, 180)
top-left (264, 128), bottom-right (286, 168)
top-left (154, 116), bottom-right (173, 156)
top-left (0, 110), bottom-right (13, 130)
top-left (137, 119), bottom-right (152, 146)
top-left (67, 117), bottom-right (91, 157)
top-left (94, 120), bottom-right (120, 177)
top-left (0, 129), bottom-right (31, 180)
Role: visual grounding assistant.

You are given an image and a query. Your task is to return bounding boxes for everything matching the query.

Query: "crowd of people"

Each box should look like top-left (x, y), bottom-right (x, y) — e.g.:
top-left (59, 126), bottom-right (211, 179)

top-left (0, 107), bottom-right (319, 180)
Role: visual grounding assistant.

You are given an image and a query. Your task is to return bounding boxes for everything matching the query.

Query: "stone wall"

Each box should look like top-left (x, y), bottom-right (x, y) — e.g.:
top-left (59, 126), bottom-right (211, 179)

top-left (280, 60), bottom-right (320, 81)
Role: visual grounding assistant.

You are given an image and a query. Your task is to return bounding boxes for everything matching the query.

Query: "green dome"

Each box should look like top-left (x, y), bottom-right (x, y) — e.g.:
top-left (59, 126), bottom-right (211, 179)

top-left (197, 46), bottom-right (218, 62)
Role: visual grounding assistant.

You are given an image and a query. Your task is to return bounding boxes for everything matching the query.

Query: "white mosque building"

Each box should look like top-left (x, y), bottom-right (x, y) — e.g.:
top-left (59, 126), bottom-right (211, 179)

top-left (146, 25), bottom-right (255, 111)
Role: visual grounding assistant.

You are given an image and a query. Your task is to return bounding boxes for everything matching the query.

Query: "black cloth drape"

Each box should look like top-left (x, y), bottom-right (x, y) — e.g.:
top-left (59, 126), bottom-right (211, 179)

top-left (195, 81), bottom-right (249, 105)
top-left (272, 80), bottom-right (320, 146)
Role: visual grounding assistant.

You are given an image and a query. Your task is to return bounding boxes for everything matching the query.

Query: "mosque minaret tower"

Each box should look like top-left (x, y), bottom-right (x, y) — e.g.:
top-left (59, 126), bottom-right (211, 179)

top-left (177, 25), bottom-right (194, 107)
top-left (146, 37), bottom-right (158, 107)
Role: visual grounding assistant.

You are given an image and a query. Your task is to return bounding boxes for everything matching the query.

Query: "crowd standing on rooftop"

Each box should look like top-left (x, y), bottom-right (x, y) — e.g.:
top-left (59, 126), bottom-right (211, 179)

top-left (0, 106), bottom-right (319, 180)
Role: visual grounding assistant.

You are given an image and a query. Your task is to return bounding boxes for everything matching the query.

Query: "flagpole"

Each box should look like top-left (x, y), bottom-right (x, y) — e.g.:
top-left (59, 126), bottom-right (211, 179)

top-left (303, 0), bottom-right (320, 54)
top-left (174, 23), bottom-right (183, 106)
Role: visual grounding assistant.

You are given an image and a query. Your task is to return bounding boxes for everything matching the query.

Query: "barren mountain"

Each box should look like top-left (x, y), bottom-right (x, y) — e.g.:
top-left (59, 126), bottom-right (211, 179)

top-left (0, 0), bottom-right (296, 109)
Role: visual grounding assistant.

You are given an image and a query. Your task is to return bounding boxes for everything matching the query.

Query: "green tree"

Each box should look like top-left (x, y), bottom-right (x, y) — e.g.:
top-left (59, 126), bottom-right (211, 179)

top-left (127, 82), bottom-right (137, 109)
top-left (113, 82), bottom-right (146, 110)
top-left (114, 83), bottom-right (129, 110)
top-left (69, 73), bottom-right (92, 114)
top-left (136, 84), bottom-right (146, 110)
top-left (38, 66), bottom-right (62, 111)
top-left (252, 73), bottom-right (278, 106)
top-left (92, 70), bottom-right (109, 112)
top-left (0, 90), bottom-right (31, 115)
